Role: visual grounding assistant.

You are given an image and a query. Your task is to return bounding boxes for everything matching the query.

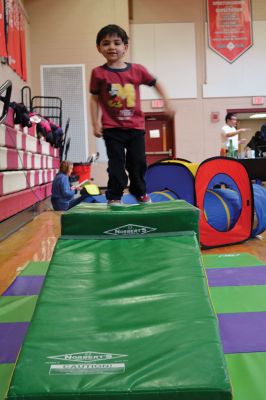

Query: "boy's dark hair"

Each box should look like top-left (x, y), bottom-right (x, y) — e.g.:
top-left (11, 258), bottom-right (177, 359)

top-left (225, 112), bottom-right (237, 123)
top-left (96, 24), bottom-right (129, 45)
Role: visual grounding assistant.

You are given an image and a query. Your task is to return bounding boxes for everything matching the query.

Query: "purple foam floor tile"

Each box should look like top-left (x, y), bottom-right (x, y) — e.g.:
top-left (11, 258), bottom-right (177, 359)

top-left (218, 312), bottom-right (266, 354)
top-left (207, 266), bottom-right (266, 287)
top-left (3, 276), bottom-right (45, 296)
top-left (0, 322), bottom-right (29, 363)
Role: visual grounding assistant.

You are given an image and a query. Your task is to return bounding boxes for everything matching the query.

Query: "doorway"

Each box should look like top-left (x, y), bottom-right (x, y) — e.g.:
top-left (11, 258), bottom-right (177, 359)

top-left (144, 113), bottom-right (175, 166)
top-left (227, 108), bottom-right (266, 155)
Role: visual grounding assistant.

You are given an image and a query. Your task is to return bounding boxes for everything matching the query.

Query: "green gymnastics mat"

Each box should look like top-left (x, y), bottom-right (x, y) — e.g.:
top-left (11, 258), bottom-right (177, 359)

top-left (61, 200), bottom-right (199, 238)
top-left (8, 202), bottom-right (231, 399)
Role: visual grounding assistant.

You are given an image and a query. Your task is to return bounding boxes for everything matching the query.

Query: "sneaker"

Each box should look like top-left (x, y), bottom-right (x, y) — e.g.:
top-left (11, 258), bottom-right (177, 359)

top-left (137, 194), bottom-right (152, 203)
top-left (107, 199), bottom-right (122, 206)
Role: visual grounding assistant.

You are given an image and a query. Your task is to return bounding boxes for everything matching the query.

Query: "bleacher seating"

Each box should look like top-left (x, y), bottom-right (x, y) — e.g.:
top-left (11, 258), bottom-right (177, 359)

top-left (0, 107), bottom-right (60, 223)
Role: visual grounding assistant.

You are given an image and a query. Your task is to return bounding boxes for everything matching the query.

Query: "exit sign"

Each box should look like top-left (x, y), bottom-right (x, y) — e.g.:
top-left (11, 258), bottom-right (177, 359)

top-left (252, 97), bottom-right (264, 105)
top-left (151, 99), bottom-right (164, 108)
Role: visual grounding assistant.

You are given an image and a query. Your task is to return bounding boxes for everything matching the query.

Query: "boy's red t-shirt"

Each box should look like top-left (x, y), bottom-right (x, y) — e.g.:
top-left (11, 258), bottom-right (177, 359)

top-left (90, 63), bottom-right (156, 130)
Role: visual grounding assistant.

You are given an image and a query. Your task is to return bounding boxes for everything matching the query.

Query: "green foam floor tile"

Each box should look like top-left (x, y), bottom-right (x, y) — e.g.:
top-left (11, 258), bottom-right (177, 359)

top-left (0, 296), bottom-right (38, 322)
top-left (226, 352), bottom-right (266, 400)
top-left (202, 253), bottom-right (264, 269)
top-left (209, 286), bottom-right (266, 314)
top-left (20, 262), bottom-right (49, 276)
top-left (0, 364), bottom-right (15, 400)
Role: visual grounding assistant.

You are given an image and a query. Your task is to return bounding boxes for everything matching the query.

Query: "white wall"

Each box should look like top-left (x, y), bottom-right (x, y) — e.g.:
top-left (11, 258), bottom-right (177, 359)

top-left (203, 22), bottom-right (266, 98)
top-left (130, 23), bottom-right (197, 99)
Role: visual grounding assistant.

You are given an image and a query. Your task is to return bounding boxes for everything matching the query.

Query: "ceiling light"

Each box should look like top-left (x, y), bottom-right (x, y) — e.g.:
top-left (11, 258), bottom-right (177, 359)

top-left (249, 113), bottom-right (266, 119)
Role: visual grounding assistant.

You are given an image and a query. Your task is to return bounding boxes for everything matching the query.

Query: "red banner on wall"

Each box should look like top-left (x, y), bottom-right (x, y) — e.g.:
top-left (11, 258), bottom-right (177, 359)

top-left (19, 10), bottom-right (27, 81)
top-left (4, 0), bottom-right (27, 80)
top-left (13, 0), bottom-right (21, 76)
top-left (0, 0), bottom-right (7, 57)
top-left (207, 0), bottom-right (253, 63)
top-left (6, 0), bottom-right (16, 71)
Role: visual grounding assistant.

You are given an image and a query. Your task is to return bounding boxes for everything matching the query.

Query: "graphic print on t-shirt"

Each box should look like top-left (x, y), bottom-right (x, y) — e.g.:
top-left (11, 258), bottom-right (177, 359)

top-left (107, 83), bottom-right (136, 120)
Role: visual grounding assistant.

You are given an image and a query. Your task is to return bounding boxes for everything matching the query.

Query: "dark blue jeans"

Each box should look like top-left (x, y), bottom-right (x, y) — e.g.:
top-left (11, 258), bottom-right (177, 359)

top-left (52, 193), bottom-right (88, 211)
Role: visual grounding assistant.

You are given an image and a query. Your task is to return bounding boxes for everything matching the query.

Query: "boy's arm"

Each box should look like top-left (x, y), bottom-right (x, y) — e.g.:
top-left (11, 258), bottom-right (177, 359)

top-left (90, 94), bottom-right (102, 138)
top-left (154, 81), bottom-right (174, 118)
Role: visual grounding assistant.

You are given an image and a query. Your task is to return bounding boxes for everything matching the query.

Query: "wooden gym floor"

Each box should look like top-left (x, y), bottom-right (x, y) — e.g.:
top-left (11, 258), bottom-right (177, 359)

top-left (0, 210), bottom-right (265, 295)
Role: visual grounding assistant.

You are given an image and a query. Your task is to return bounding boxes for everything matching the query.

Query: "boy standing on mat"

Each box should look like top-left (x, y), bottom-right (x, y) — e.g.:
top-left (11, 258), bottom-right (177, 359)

top-left (90, 24), bottom-right (173, 205)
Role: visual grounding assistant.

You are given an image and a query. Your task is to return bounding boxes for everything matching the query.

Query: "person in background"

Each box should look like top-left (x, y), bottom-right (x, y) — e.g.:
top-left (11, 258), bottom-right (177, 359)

top-left (260, 123), bottom-right (266, 141)
top-left (90, 24), bottom-right (173, 205)
top-left (220, 112), bottom-right (248, 156)
top-left (245, 131), bottom-right (262, 157)
top-left (245, 128), bottom-right (266, 157)
top-left (51, 161), bottom-right (84, 211)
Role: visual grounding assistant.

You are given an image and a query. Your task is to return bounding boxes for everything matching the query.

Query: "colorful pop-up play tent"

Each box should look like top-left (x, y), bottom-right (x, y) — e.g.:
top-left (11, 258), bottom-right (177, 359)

top-left (252, 183), bottom-right (266, 237)
top-left (145, 157), bottom-right (266, 248)
top-left (82, 156), bottom-right (265, 248)
top-left (145, 160), bottom-right (197, 205)
top-left (195, 157), bottom-right (253, 248)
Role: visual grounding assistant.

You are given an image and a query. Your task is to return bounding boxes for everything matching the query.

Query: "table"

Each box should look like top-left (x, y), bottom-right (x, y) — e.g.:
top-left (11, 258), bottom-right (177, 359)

top-left (239, 158), bottom-right (266, 181)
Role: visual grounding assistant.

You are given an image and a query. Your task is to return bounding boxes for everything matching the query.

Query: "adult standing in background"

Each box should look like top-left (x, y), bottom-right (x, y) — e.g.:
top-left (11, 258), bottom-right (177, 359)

top-left (220, 112), bottom-right (248, 156)
top-left (245, 124), bottom-right (266, 157)
top-left (260, 123), bottom-right (266, 141)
